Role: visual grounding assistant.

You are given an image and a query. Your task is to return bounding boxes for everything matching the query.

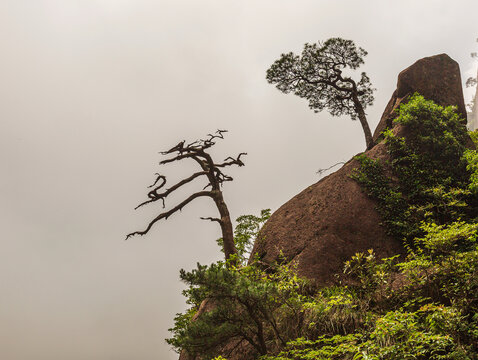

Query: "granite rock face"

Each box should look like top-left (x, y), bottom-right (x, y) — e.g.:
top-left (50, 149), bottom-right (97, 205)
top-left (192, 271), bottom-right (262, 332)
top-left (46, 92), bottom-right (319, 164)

top-left (373, 53), bottom-right (467, 142)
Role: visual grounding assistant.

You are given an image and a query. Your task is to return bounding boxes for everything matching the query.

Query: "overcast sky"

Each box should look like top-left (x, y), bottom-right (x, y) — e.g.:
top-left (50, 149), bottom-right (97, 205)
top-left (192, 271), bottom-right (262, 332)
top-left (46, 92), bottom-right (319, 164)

top-left (1, 1), bottom-right (478, 359)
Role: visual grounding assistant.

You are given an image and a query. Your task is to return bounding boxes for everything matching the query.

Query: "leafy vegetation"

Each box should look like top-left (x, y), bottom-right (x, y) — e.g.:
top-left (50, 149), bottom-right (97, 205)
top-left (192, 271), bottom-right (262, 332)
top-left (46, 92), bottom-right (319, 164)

top-left (216, 209), bottom-right (271, 265)
top-left (166, 258), bottom-right (310, 359)
top-left (352, 94), bottom-right (476, 243)
top-left (168, 95), bottom-right (478, 359)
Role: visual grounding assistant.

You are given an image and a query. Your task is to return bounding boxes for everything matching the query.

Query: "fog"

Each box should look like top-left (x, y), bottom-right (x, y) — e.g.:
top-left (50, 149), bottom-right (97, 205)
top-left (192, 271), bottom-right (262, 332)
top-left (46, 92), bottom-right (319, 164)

top-left (1, 1), bottom-right (478, 359)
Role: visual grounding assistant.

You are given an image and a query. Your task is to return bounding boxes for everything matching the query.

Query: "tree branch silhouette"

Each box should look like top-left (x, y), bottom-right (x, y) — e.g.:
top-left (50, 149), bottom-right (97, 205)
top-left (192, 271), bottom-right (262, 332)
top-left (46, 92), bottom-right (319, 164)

top-left (126, 130), bottom-right (246, 262)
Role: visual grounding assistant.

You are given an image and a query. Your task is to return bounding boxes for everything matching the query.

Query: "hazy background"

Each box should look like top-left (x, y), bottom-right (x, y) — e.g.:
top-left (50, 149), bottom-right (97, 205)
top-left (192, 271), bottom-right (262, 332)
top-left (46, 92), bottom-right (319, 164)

top-left (1, 1), bottom-right (477, 359)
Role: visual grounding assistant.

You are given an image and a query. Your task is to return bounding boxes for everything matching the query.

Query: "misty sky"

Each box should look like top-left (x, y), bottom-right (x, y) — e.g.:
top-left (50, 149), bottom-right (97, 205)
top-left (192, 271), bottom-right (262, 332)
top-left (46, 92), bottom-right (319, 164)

top-left (1, 1), bottom-right (478, 359)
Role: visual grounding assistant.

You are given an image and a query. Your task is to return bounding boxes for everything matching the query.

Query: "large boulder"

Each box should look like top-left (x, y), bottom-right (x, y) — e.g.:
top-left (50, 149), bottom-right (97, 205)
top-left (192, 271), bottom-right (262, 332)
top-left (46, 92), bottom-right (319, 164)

top-left (373, 53), bottom-right (467, 142)
top-left (250, 142), bottom-right (402, 286)
top-left (250, 53), bottom-right (467, 286)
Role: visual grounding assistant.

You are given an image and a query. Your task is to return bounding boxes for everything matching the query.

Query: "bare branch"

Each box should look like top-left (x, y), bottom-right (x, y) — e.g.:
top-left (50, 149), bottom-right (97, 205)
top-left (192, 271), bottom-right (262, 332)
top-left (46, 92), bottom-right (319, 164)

top-left (148, 173), bottom-right (166, 189)
top-left (127, 130), bottom-right (244, 262)
top-left (135, 171), bottom-right (208, 210)
top-left (200, 217), bottom-right (222, 223)
top-left (135, 196), bottom-right (165, 210)
top-left (317, 161), bottom-right (345, 177)
top-left (160, 153), bottom-right (199, 165)
top-left (216, 153), bottom-right (248, 167)
top-left (161, 140), bottom-right (186, 155)
top-left (213, 167), bottom-right (230, 182)
top-left (126, 191), bottom-right (213, 239)
top-left (201, 129), bottom-right (228, 149)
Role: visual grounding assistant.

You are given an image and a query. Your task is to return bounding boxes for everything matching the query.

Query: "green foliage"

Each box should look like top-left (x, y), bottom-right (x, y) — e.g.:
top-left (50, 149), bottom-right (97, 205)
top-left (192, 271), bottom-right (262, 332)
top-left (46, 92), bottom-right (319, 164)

top-left (216, 209), bottom-right (271, 265)
top-left (351, 154), bottom-right (410, 238)
top-left (398, 221), bottom-right (478, 316)
top-left (414, 221), bottom-right (478, 256)
top-left (266, 37), bottom-right (375, 149)
top-left (260, 334), bottom-right (362, 360)
top-left (344, 249), bottom-right (399, 302)
top-left (166, 259), bottom-right (310, 359)
top-left (386, 94), bottom-right (469, 192)
top-left (468, 130), bottom-right (478, 146)
top-left (301, 287), bottom-right (368, 339)
top-left (353, 94), bottom-right (475, 243)
top-left (171, 219), bottom-right (478, 358)
top-left (256, 95), bottom-right (478, 359)
top-left (260, 220), bottom-right (478, 359)
top-left (264, 306), bottom-right (465, 359)
top-left (266, 38), bottom-right (374, 118)
top-left (359, 307), bottom-right (464, 360)
top-left (464, 149), bottom-right (478, 194)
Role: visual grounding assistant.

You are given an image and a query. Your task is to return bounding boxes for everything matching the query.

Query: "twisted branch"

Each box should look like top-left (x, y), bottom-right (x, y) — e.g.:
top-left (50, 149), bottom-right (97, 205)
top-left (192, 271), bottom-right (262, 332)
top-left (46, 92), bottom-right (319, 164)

top-left (126, 191), bottom-right (213, 239)
top-left (216, 153), bottom-right (247, 168)
top-left (135, 171), bottom-right (208, 210)
top-left (127, 129), bottom-right (246, 263)
top-left (200, 217), bottom-right (222, 223)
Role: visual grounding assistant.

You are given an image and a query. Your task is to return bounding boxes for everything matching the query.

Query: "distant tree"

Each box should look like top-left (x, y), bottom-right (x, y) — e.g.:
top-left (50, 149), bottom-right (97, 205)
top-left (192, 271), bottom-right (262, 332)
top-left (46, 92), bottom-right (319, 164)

top-left (126, 130), bottom-right (246, 263)
top-left (266, 38), bottom-right (375, 149)
top-left (466, 38), bottom-right (478, 90)
top-left (466, 38), bottom-right (478, 115)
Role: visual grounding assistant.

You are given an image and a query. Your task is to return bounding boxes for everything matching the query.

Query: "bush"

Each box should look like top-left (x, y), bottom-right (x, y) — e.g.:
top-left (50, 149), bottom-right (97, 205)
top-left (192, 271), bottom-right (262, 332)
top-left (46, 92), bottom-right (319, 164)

top-left (353, 94), bottom-right (475, 244)
top-left (167, 259), bottom-right (310, 359)
top-left (216, 209), bottom-right (271, 265)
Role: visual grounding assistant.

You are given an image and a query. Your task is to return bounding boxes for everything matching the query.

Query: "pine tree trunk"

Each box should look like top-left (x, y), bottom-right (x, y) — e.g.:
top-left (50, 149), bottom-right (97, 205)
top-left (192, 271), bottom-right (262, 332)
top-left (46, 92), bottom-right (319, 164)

top-left (353, 93), bottom-right (374, 150)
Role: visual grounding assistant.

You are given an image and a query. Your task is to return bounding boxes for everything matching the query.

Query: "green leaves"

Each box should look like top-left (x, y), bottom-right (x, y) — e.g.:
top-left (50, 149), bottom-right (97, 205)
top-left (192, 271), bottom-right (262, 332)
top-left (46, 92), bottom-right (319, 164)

top-left (266, 37), bottom-right (376, 148)
top-left (172, 219), bottom-right (478, 359)
top-left (216, 209), bottom-right (271, 265)
top-left (351, 154), bottom-right (411, 239)
top-left (167, 260), bottom-right (310, 359)
top-left (353, 94), bottom-right (475, 244)
top-left (464, 149), bottom-right (478, 193)
top-left (415, 221), bottom-right (478, 256)
top-left (361, 309), bottom-right (458, 360)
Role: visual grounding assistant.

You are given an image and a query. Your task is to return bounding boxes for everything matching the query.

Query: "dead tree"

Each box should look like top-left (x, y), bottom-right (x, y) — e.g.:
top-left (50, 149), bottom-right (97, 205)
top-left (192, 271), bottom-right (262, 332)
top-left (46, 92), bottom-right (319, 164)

top-left (126, 130), bottom-right (246, 262)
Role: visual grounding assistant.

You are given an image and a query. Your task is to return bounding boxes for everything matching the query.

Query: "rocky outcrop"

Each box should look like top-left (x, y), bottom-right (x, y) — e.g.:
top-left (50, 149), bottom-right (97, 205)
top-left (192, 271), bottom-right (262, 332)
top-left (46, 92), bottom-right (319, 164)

top-left (250, 53), bottom-right (467, 286)
top-left (373, 54), bottom-right (467, 142)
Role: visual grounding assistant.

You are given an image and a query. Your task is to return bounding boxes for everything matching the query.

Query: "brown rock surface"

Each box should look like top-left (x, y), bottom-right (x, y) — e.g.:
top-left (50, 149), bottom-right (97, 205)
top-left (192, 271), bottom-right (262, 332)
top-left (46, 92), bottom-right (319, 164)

top-left (250, 53), bottom-right (468, 286)
top-left (250, 142), bottom-right (403, 286)
top-left (373, 53), bottom-right (467, 142)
